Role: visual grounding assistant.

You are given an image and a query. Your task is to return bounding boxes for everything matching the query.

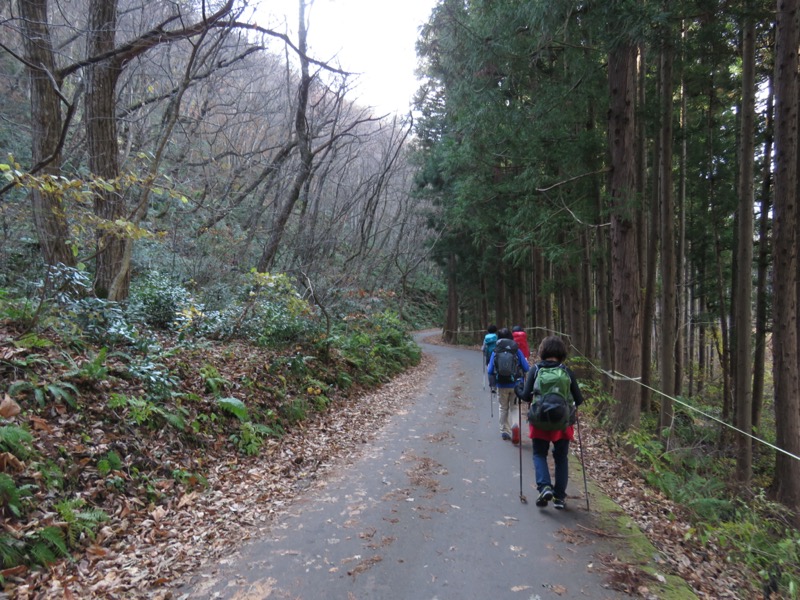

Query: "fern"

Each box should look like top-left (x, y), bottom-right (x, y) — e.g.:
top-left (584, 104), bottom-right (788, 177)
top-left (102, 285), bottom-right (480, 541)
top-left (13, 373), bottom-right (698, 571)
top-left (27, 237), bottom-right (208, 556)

top-left (7, 379), bottom-right (78, 407)
top-left (158, 408), bottom-right (186, 430)
top-left (107, 392), bottom-right (128, 409)
top-left (63, 347), bottom-right (109, 382)
top-left (0, 533), bottom-right (25, 568)
top-left (0, 425), bottom-right (34, 460)
top-left (54, 498), bottom-right (109, 547)
top-left (12, 333), bottom-right (53, 349)
top-left (0, 473), bottom-right (21, 517)
top-left (44, 382), bottom-right (78, 407)
top-left (28, 526), bottom-right (69, 565)
top-left (97, 451), bottom-right (123, 476)
top-left (217, 397), bottom-right (249, 421)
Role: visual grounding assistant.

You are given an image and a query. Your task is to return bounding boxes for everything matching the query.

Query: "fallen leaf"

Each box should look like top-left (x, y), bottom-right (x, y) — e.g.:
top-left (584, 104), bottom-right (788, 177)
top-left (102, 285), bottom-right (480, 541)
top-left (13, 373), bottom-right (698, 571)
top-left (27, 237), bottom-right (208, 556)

top-left (0, 395), bottom-right (20, 418)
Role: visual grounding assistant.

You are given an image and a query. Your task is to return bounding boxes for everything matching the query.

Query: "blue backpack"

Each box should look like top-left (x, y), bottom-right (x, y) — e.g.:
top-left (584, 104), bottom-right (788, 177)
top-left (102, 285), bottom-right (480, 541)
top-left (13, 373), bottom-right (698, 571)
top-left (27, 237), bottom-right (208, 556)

top-left (483, 333), bottom-right (498, 361)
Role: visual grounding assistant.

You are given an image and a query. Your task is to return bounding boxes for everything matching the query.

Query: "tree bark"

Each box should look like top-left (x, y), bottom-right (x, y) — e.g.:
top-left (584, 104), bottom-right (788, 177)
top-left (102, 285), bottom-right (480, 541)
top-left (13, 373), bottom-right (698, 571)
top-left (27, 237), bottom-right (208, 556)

top-left (659, 23), bottom-right (677, 434)
top-left (734, 6), bottom-right (756, 486)
top-left (444, 252), bottom-right (459, 344)
top-left (86, 0), bottom-right (125, 300)
top-left (18, 0), bottom-right (75, 268)
top-left (771, 0), bottom-right (800, 515)
top-left (608, 41), bottom-right (643, 430)
top-left (640, 44), bottom-right (657, 412)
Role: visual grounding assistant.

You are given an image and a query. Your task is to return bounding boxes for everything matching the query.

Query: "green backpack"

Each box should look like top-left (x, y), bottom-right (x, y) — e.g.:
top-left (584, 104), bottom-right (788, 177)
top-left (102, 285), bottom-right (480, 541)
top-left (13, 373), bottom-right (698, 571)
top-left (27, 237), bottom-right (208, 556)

top-left (527, 364), bottom-right (574, 431)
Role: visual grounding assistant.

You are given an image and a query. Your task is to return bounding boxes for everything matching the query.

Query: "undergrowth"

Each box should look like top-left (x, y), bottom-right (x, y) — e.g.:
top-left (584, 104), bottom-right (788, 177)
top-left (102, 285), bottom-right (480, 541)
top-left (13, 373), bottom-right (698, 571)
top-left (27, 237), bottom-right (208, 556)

top-left (599, 399), bottom-right (800, 599)
top-left (0, 268), bottom-right (423, 585)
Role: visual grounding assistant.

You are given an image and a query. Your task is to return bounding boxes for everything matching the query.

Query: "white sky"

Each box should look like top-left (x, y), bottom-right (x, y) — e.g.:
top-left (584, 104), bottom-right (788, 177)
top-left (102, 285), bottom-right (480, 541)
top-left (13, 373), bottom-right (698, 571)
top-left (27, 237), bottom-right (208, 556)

top-left (252, 0), bottom-right (437, 114)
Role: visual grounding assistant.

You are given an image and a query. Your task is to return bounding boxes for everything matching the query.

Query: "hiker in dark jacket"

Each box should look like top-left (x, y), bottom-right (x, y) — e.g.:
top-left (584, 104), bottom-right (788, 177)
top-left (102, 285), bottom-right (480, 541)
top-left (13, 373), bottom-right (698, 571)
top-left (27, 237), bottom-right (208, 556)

top-left (488, 328), bottom-right (530, 440)
top-left (520, 335), bottom-right (584, 509)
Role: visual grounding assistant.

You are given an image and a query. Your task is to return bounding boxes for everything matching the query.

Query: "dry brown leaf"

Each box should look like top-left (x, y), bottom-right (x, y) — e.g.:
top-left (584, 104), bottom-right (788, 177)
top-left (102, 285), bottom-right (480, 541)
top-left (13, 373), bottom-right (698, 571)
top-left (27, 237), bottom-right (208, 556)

top-left (0, 394), bottom-right (20, 418)
top-left (0, 451), bottom-right (24, 472)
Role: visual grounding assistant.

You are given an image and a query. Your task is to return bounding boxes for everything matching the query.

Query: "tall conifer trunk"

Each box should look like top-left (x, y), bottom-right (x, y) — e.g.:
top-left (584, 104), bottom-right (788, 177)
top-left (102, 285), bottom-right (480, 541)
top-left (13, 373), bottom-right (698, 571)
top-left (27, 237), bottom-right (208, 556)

top-left (659, 20), bottom-right (677, 433)
top-left (771, 0), bottom-right (800, 515)
top-left (608, 41), bottom-right (642, 430)
top-left (734, 5), bottom-right (756, 485)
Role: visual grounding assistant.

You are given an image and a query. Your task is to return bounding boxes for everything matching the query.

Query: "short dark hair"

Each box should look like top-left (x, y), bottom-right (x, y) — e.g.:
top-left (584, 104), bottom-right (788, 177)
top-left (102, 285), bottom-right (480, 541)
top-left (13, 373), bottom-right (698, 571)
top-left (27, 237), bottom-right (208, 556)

top-left (497, 327), bottom-right (513, 340)
top-left (488, 324), bottom-right (497, 333)
top-left (538, 336), bottom-right (567, 362)
top-left (512, 325), bottom-right (522, 332)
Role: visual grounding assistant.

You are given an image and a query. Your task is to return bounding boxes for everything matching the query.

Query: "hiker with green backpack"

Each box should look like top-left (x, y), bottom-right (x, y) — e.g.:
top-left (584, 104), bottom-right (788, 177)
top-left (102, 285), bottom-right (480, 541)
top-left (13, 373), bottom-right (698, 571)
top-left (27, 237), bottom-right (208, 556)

top-left (487, 327), bottom-right (530, 440)
top-left (518, 335), bottom-right (584, 510)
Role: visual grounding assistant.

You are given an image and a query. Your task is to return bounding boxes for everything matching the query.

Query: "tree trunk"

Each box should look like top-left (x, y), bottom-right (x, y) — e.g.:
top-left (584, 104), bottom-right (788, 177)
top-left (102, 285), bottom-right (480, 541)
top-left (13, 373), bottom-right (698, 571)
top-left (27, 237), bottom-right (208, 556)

top-left (86, 0), bottom-right (126, 300)
top-left (444, 253), bottom-right (459, 344)
top-left (641, 43), bottom-right (658, 413)
top-left (771, 0), bottom-right (800, 515)
top-left (676, 30), bottom-right (688, 399)
top-left (19, 0), bottom-right (74, 268)
top-left (533, 247), bottom-right (546, 334)
top-left (581, 230), bottom-right (592, 355)
top-left (495, 244), bottom-right (507, 327)
top-left (734, 6), bottom-right (756, 486)
top-left (608, 41), bottom-right (642, 430)
top-left (659, 26), bottom-right (677, 433)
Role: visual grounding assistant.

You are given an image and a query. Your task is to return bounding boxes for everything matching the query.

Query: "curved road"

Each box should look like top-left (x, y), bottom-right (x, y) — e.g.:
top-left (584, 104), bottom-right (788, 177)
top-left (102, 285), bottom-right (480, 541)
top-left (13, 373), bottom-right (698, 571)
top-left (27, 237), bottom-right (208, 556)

top-left (182, 332), bottom-right (630, 599)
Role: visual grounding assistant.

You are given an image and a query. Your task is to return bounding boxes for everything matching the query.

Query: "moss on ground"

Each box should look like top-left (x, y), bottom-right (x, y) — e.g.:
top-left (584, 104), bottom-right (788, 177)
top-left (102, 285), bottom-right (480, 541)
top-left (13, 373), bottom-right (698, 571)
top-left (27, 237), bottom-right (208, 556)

top-left (570, 457), bottom-right (700, 600)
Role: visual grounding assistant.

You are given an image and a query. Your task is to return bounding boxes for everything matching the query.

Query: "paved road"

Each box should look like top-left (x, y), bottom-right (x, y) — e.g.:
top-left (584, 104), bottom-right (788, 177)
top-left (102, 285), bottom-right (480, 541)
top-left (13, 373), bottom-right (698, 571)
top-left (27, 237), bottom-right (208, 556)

top-left (181, 332), bottom-right (630, 599)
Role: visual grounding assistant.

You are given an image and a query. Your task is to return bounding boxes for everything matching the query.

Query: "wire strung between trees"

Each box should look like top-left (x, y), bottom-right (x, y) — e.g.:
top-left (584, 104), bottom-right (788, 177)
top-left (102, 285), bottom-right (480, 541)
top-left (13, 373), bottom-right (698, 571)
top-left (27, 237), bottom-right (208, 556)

top-left (444, 325), bottom-right (800, 464)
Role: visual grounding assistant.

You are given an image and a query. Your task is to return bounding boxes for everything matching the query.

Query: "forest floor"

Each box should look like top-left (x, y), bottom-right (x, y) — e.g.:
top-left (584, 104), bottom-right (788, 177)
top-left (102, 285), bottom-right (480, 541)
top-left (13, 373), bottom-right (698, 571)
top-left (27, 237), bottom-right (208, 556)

top-left (2, 333), bottom-right (764, 599)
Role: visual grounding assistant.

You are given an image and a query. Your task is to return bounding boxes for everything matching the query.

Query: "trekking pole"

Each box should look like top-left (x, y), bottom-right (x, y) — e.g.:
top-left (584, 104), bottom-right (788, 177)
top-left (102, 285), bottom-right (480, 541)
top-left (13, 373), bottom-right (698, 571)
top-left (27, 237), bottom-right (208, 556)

top-left (575, 410), bottom-right (590, 512)
top-left (518, 397), bottom-right (527, 504)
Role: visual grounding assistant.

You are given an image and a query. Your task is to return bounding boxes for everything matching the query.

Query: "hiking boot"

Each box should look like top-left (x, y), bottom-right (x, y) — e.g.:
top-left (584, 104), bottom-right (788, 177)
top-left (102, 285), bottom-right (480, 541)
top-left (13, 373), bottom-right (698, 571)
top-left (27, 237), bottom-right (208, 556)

top-left (501, 432), bottom-right (511, 441)
top-left (535, 486), bottom-right (553, 507)
top-left (553, 497), bottom-right (566, 510)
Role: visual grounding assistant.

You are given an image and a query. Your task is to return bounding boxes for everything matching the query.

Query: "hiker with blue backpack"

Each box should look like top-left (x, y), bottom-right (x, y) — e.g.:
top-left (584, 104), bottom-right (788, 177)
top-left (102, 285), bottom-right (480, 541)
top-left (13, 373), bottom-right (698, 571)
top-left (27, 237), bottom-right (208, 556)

top-left (487, 328), bottom-right (530, 440)
top-left (519, 335), bottom-right (584, 510)
top-left (481, 324), bottom-right (499, 392)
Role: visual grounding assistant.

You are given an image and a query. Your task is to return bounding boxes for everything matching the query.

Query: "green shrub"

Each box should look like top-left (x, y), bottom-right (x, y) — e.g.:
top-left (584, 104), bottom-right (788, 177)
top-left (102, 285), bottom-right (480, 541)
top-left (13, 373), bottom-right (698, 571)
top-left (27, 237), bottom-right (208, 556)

top-left (279, 397), bottom-right (308, 425)
top-left (186, 271), bottom-right (321, 345)
top-left (97, 451), bottom-right (123, 477)
top-left (64, 296), bottom-right (136, 344)
top-left (335, 310), bottom-right (420, 385)
top-left (128, 272), bottom-right (193, 329)
top-left (230, 422), bottom-right (277, 455)
top-left (107, 393), bottom-right (185, 430)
